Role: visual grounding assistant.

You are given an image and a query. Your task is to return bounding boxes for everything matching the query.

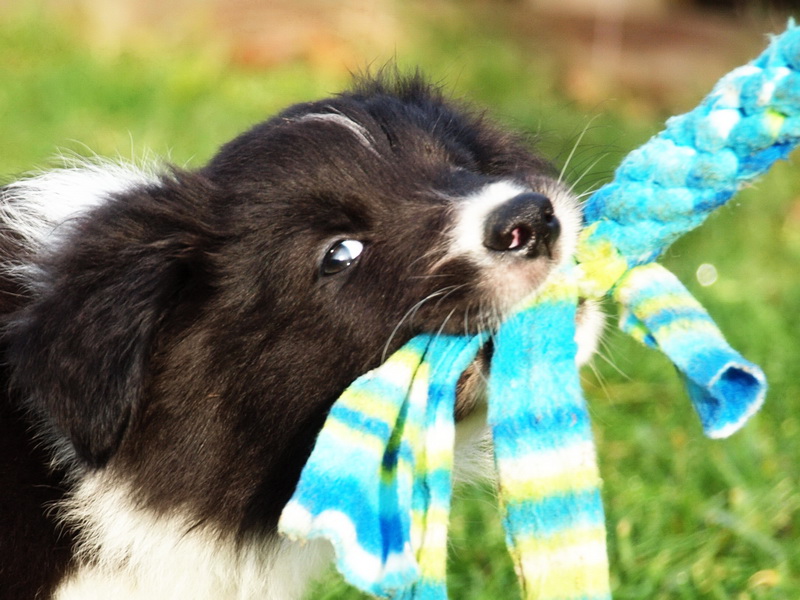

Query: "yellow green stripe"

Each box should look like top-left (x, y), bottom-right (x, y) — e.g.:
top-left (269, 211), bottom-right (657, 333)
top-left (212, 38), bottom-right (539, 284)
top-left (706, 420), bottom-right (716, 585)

top-left (498, 465), bottom-right (602, 503)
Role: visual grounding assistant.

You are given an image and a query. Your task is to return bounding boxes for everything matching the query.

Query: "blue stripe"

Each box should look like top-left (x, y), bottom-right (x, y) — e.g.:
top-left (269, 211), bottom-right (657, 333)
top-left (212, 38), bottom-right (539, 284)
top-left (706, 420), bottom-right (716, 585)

top-left (294, 468), bottom-right (411, 558)
top-left (489, 370), bottom-right (584, 412)
top-left (638, 306), bottom-right (715, 333)
top-left (491, 403), bottom-right (593, 457)
top-left (378, 511), bottom-right (410, 561)
top-left (330, 404), bottom-right (395, 442)
top-left (502, 489), bottom-right (606, 538)
top-left (424, 333), bottom-right (485, 378)
top-left (493, 311), bottom-right (578, 362)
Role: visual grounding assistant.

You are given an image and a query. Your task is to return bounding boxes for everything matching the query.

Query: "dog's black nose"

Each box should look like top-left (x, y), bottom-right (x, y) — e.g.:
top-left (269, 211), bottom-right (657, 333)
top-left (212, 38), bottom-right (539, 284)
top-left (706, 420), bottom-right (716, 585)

top-left (483, 192), bottom-right (561, 258)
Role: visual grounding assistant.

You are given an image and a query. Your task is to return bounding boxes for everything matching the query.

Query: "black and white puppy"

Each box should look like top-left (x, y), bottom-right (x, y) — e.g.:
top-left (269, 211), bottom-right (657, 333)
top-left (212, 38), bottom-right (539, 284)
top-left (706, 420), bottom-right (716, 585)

top-left (0, 74), bottom-right (603, 600)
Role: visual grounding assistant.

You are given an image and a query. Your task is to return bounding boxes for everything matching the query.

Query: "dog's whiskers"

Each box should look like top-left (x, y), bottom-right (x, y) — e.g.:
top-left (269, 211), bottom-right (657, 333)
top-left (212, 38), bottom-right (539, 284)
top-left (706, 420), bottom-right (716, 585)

top-left (567, 156), bottom-right (607, 199)
top-left (574, 186), bottom-right (602, 201)
top-left (433, 307), bottom-right (460, 344)
top-left (407, 273), bottom-right (458, 281)
top-left (381, 284), bottom-right (468, 362)
top-left (558, 115), bottom-right (600, 185)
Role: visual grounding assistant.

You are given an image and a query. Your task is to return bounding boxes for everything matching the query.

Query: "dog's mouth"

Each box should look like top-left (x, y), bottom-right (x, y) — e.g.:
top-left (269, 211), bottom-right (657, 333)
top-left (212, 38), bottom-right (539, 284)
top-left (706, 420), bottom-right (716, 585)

top-left (386, 178), bottom-right (584, 349)
top-left (454, 339), bottom-right (493, 421)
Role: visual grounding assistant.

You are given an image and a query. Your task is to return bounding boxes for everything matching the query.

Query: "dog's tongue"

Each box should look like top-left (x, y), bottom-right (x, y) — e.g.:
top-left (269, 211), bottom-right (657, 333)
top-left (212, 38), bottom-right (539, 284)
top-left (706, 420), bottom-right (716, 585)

top-left (508, 226), bottom-right (525, 249)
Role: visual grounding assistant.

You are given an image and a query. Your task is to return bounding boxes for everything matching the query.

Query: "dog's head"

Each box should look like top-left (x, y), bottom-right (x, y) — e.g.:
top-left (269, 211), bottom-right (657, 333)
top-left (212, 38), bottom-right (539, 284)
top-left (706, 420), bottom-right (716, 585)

top-left (4, 74), bottom-right (584, 533)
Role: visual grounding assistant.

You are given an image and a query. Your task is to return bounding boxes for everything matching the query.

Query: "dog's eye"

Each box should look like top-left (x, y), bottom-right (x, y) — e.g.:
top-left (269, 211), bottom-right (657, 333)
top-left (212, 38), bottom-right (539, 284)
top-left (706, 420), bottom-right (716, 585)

top-left (321, 240), bottom-right (364, 275)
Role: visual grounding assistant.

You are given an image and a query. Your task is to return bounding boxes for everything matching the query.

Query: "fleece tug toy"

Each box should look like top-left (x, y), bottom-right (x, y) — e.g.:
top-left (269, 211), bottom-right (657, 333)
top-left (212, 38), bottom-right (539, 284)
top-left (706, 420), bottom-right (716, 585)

top-left (280, 23), bottom-right (800, 599)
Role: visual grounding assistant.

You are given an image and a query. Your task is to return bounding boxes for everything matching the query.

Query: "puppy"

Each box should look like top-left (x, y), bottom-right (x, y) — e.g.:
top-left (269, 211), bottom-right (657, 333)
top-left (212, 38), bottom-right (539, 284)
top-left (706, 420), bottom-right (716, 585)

top-left (0, 74), bottom-right (603, 600)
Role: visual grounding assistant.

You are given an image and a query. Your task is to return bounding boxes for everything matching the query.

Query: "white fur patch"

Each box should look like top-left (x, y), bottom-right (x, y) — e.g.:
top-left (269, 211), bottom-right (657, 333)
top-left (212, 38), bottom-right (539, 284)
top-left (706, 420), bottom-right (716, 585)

top-left (450, 179), bottom-right (581, 271)
top-left (575, 299), bottom-right (605, 366)
top-left (447, 179), bottom-right (583, 317)
top-left (1, 160), bottom-right (160, 286)
top-left (55, 474), bottom-right (333, 600)
top-left (2, 161), bottom-right (159, 250)
top-left (449, 180), bottom-right (529, 267)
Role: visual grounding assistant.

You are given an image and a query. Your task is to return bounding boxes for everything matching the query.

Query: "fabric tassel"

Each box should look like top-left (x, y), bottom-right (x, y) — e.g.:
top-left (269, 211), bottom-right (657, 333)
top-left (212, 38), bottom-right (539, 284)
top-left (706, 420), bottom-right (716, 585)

top-left (488, 276), bottom-right (611, 600)
top-left (279, 334), bottom-right (485, 598)
top-left (614, 263), bottom-right (766, 439)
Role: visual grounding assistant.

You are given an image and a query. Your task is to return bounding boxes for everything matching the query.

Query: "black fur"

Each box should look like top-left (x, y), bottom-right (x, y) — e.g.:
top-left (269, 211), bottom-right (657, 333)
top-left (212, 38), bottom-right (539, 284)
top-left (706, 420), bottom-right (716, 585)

top-left (0, 73), bottom-right (563, 598)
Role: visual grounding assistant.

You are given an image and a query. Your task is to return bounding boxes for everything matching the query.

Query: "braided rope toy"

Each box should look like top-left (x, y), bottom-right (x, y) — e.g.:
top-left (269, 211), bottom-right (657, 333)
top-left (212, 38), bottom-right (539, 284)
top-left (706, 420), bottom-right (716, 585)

top-left (279, 23), bottom-right (800, 599)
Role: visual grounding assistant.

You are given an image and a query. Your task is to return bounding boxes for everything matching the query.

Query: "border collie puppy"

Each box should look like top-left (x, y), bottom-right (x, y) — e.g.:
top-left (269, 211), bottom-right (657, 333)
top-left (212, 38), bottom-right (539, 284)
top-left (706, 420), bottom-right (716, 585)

top-left (0, 74), bottom-right (602, 600)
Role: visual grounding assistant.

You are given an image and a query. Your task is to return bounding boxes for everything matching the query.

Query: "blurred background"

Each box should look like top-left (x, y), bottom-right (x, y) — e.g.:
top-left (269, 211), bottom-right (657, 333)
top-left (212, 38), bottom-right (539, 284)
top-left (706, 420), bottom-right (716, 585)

top-left (1, 0), bottom-right (798, 598)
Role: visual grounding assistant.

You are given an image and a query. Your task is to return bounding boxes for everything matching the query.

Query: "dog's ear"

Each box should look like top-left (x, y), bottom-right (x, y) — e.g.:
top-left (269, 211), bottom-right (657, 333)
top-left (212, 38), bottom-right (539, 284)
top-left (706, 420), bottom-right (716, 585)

top-left (7, 172), bottom-right (220, 467)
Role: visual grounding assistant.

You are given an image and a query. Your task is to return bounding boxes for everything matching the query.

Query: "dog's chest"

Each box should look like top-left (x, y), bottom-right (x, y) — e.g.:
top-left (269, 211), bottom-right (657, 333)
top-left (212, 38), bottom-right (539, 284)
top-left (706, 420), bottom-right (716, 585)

top-left (53, 476), bottom-right (333, 600)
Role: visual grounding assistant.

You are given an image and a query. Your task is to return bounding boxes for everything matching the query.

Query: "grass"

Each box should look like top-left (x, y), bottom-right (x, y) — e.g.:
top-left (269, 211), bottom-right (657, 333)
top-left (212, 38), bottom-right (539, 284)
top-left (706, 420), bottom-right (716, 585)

top-left (1, 6), bottom-right (798, 599)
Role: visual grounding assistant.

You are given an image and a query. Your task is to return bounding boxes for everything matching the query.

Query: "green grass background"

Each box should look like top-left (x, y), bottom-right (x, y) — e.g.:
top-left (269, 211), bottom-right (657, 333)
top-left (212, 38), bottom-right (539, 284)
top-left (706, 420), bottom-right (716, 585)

top-left (1, 5), bottom-right (798, 599)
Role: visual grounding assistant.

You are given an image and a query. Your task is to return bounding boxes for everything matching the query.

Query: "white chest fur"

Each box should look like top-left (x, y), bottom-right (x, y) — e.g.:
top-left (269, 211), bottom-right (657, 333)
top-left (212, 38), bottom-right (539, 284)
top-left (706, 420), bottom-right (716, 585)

top-left (54, 475), bottom-right (332, 600)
